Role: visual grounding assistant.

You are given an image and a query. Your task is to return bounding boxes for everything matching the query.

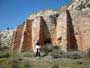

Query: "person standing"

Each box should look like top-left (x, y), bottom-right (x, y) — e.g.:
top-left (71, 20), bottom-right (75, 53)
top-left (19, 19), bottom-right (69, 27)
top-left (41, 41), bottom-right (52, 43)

top-left (35, 42), bottom-right (41, 57)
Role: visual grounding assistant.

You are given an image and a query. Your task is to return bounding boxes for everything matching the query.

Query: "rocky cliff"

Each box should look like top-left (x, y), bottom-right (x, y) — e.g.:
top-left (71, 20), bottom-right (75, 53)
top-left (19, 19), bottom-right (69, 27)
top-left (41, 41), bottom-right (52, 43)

top-left (2, 0), bottom-right (90, 52)
top-left (67, 0), bottom-right (90, 51)
top-left (0, 30), bottom-right (14, 48)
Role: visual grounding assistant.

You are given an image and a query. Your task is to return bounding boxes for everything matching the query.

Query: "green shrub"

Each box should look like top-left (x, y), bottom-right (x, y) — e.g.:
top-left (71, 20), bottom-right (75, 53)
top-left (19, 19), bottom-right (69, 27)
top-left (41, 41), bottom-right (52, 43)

top-left (21, 51), bottom-right (33, 57)
top-left (23, 62), bottom-right (32, 68)
top-left (87, 4), bottom-right (90, 8)
top-left (41, 47), bottom-right (49, 56)
top-left (50, 50), bottom-right (64, 59)
top-left (19, 63), bottom-right (27, 68)
top-left (49, 48), bottom-right (82, 59)
top-left (64, 51), bottom-right (82, 59)
top-left (76, 61), bottom-right (83, 65)
top-left (0, 51), bottom-right (10, 58)
top-left (9, 51), bottom-right (33, 58)
top-left (51, 63), bottom-right (59, 68)
top-left (49, 46), bottom-right (64, 59)
top-left (81, 49), bottom-right (90, 58)
top-left (83, 48), bottom-right (90, 57)
top-left (53, 46), bottom-right (61, 50)
top-left (9, 52), bottom-right (18, 58)
top-left (87, 48), bottom-right (90, 57)
top-left (11, 59), bottom-right (19, 68)
top-left (8, 58), bottom-right (28, 68)
top-left (41, 46), bottom-right (63, 57)
top-left (41, 47), bottom-right (53, 56)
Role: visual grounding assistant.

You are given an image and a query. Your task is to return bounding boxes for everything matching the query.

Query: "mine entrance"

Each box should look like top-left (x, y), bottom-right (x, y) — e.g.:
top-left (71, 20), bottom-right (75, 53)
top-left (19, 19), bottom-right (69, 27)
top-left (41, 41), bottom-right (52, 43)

top-left (44, 38), bottom-right (53, 49)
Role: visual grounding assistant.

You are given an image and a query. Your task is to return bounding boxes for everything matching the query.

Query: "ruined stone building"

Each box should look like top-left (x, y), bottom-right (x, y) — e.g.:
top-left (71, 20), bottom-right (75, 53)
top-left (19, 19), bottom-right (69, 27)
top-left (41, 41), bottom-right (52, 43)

top-left (11, 0), bottom-right (90, 52)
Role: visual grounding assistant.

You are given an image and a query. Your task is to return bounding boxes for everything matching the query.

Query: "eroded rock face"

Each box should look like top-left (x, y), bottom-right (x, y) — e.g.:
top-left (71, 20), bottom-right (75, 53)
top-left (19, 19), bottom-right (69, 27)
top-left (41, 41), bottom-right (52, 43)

top-left (67, 0), bottom-right (90, 51)
top-left (11, 0), bottom-right (90, 52)
top-left (11, 16), bottom-right (58, 52)
top-left (57, 11), bottom-right (67, 51)
top-left (0, 30), bottom-right (14, 48)
top-left (11, 24), bottom-right (24, 52)
top-left (69, 10), bottom-right (90, 51)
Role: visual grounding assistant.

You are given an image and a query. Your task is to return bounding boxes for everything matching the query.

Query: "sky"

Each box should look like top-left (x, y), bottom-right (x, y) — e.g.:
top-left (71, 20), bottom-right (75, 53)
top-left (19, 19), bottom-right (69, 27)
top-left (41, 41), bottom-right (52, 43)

top-left (0, 0), bottom-right (71, 30)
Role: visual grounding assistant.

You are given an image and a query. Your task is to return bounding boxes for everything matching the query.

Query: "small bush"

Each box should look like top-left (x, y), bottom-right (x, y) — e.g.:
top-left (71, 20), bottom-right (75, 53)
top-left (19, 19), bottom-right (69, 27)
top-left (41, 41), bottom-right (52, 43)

top-left (41, 47), bottom-right (53, 56)
top-left (24, 62), bottom-right (32, 68)
top-left (53, 46), bottom-right (61, 50)
top-left (8, 59), bottom-right (26, 68)
top-left (49, 50), bottom-right (64, 59)
top-left (83, 48), bottom-right (90, 57)
top-left (64, 51), bottom-right (82, 59)
top-left (76, 61), bottom-right (83, 65)
top-left (9, 52), bottom-right (18, 58)
top-left (0, 51), bottom-right (10, 58)
top-left (49, 48), bottom-right (82, 59)
top-left (10, 51), bottom-right (33, 58)
top-left (11, 59), bottom-right (19, 68)
top-left (87, 4), bottom-right (90, 8)
top-left (51, 63), bottom-right (59, 68)
top-left (49, 46), bottom-right (65, 59)
top-left (41, 47), bottom-right (49, 56)
top-left (87, 48), bottom-right (90, 57)
top-left (21, 51), bottom-right (33, 57)
top-left (19, 63), bottom-right (27, 68)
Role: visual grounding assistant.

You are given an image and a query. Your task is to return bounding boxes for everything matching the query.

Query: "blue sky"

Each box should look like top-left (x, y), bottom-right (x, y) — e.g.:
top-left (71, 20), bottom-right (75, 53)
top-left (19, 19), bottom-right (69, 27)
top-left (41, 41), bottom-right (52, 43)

top-left (0, 0), bottom-right (71, 30)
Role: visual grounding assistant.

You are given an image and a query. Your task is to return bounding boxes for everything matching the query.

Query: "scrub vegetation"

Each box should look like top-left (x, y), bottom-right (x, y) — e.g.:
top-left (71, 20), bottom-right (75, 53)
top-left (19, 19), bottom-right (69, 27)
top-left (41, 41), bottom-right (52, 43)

top-left (0, 46), bottom-right (90, 68)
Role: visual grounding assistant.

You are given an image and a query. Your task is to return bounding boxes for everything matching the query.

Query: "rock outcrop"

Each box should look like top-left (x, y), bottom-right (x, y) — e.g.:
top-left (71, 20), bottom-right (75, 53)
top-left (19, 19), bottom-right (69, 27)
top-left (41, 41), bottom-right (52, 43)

top-left (10, 0), bottom-right (90, 52)
top-left (0, 30), bottom-right (14, 48)
top-left (67, 0), bottom-right (90, 51)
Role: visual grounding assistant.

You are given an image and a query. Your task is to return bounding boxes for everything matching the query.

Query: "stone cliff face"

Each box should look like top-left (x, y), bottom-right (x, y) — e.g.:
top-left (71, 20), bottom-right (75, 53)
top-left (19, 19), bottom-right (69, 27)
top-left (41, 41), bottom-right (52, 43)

top-left (68, 0), bottom-right (90, 51)
top-left (11, 0), bottom-right (90, 52)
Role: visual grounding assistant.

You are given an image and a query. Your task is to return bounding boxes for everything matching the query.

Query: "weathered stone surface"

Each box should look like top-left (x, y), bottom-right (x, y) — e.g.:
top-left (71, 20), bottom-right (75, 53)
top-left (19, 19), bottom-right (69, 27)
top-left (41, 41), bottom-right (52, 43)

top-left (69, 10), bottom-right (90, 51)
top-left (11, 24), bottom-right (24, 52)
top-left (11, 16), bottom-right (58, 52)
top-left (28, 10), bottom-right (58, 20)
top-left (11, 20), bottom-right (33, 52)
top-left (10, 0), bottom-right (90, 52)
top-left (44, 14), bottom-right (58, 46)
top-left (21, 20), bottom-right (33, 52)
top-left (32, 16), bottom-right (58, 52)
top-left (67, 0), bottom-right (90, 51)
top-left (57, 11), bottom-right (67, 51)
top-left (68, 0), bottom-right (90, 11)
top-left (0, 30), bottom-right (14, 48)
top-left (32, 16), bottom-right (44, 51)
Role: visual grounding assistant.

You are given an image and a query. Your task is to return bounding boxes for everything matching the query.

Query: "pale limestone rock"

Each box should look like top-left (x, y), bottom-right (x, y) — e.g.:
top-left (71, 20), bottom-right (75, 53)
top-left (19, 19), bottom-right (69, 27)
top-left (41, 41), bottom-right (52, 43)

top-left (28, 10), bottom-right (58, 20)
top-left (0, 30), bottom-right (14, 48)
top-left (57, 12), bottom-right (67, 52)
